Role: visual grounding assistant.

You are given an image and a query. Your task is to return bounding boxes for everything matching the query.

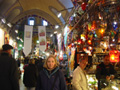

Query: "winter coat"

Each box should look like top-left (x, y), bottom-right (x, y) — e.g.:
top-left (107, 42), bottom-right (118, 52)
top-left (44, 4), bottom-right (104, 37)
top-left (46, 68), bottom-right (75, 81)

top-left (96, 62), bottom-right (117, 90)
top-left (72, 66), bottom-right (88, 90)
top-left (0, 52), bottom-right (19, 90)
top-left (35, 67), bottom-right (67, 90)
top-left (96, 62), bottom-right (116, 80)
top-left (23, 64), bottom-right (38, 87)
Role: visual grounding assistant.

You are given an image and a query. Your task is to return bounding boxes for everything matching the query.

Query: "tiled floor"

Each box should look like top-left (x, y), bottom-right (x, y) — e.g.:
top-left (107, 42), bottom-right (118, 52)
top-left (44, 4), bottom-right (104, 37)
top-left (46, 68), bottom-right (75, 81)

top-left (19, 64), bottom-right (27, 90)
top-left (19, 77), bottom-right (26, 90)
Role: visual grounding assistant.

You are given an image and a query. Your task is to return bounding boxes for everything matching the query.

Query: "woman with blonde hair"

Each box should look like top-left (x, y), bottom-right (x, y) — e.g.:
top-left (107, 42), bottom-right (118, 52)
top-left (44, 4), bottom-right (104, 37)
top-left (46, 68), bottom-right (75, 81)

top-left (36, 55), bottom-right (67, 90)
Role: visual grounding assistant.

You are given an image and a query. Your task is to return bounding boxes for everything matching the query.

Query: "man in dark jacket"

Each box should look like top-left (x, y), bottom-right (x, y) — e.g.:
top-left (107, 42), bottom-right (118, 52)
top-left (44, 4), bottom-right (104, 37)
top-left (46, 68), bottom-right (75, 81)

top-left (0, 44), bottom-right (19, 90)
top-left (23, 59), bottom-right (38, 90)
top-left (96, 55), bottom-right (117, 90)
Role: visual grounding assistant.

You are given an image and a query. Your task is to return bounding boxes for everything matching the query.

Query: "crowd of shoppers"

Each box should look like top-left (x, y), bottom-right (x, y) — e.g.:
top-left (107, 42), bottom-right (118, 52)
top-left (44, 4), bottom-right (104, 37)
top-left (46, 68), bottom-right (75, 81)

top-left (0, 44), bottom-right (118, 90)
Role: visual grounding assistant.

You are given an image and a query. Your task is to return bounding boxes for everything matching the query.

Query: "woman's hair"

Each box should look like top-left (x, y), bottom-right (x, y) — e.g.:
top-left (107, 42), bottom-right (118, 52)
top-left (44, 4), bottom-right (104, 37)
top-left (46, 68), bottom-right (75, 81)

top-left (43, 55), bottom-right (59, 69)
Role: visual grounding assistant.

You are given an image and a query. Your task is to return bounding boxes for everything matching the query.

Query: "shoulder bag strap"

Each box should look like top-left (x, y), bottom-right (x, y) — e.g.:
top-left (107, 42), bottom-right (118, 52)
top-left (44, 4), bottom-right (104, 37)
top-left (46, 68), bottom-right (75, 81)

top-left (51, 70), bottom-right (59, 90)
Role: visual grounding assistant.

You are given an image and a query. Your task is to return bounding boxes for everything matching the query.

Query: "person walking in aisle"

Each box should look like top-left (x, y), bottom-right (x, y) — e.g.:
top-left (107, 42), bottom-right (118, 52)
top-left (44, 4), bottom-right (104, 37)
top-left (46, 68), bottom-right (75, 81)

top-left (23, 59), bottom-right (38, 90)
top-left (36, 55), bottom-right (67, 90)
top-left (72, 52), bottom-right (88, 90)
top-left (0, 44), bottom-right (19, 90)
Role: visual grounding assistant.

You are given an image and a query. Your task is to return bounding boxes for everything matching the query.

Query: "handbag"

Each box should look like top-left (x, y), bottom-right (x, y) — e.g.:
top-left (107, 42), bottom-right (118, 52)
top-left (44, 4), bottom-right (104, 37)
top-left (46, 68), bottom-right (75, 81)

top-left (51, 70), bottom-right (59, 90)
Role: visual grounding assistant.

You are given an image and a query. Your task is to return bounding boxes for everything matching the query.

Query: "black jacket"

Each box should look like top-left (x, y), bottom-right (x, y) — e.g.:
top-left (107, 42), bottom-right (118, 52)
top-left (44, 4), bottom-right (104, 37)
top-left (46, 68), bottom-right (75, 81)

top-left (23, 64), bottom-right (38, 87)
top-left (96, 62), bottom-right (116, 80)
top-left (0, 52), bottom-right (19, 90)
top-left (36, 67), bottom-right (67, 90)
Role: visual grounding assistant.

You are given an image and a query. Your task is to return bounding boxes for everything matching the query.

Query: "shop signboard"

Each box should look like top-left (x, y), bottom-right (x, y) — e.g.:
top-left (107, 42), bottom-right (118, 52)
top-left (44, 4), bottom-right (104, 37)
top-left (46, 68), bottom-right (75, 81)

top-left (38, 26), bottom-right (46, 52)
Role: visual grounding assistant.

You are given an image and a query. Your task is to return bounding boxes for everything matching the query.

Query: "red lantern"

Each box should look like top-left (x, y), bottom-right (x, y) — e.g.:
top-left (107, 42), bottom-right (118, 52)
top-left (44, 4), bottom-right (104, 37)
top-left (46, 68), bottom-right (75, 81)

top-left (88, 40), bottom-right (92, 45)
top-left (109, 50), bottom-right (119, 62)
top-left (117, 6), bottom-right (120, 12)
top-left (81, 2), bottom-right (87, 11)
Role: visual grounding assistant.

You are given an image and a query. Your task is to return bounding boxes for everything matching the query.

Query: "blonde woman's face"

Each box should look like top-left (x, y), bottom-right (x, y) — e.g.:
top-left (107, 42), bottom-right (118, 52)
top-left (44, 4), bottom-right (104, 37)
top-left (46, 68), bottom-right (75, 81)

top-left (47, 57), bottom-right (56, 69)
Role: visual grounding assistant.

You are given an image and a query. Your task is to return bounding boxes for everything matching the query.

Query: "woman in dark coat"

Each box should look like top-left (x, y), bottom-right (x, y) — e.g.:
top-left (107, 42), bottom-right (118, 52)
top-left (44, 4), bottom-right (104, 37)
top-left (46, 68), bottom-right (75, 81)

top-left (36, 55), bottom-right (67, 90)
top-left (23, 59), bottom-right (38, 90)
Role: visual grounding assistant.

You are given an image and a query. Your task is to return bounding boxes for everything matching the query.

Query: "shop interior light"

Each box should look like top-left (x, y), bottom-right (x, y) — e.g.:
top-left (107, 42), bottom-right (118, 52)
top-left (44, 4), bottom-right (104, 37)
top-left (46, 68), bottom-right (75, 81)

top-left (55, 25), bottom-right (59, 29)
top-left (103, 43), bottom-right (107, 48)
top-left (60, 51), bottom-right (63, 55)
top-left (89, 46), bottom-right (92, 50)
top-left (9, 39), bottom-right (14, 46)
top-left (7, 23), bottom-right (12, 27)
top-left (15, 30), bottom-right (18, 33)
top-left (50, 34), bottom-right (53, 37)
top-left (57, 12), bottom-right (62, 18)
top-left (20, 39), bottom-right (23, 42)
top-left (100, 28), bottom-right (105, 34)
top-left (54, 31), bottom-right (57, 34)
top-left (58, 33), bottom-right (61, 37)
top-left (1, 18), bottom-right (6, 23)
top-left (57, 7), bottom-right (73, 18)
top-left (112, 86), bottom-right (118, 90)
top-left (113, 21), bottom-right (117, 25)
top-left (73, 13), bottom-right (76, 17)
top-left (17, 37), bottom-right (20, 40)
top-left (88, 40), bottom-right (92, 45)
top-left (113, 39), bottom-right (115, 42)
top-left (46, 52), bottom-right (50, 56)
top-left (36, 40), bottom-right (39, 44)
top-left (19, 44), bottom-right (22, 47)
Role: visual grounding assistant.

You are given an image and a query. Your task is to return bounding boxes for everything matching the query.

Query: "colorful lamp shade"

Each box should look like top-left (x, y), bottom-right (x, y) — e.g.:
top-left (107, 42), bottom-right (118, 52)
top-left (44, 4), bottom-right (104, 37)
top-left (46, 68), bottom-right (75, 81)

top-left (109, 50), bottom-right (119, 62)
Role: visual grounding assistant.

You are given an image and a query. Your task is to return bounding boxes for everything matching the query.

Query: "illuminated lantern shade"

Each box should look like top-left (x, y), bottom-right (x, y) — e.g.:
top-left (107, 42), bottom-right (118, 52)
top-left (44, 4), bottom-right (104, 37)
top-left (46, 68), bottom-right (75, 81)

top-left (91, 21), bottom-right (96, 30)
top-left (100, 28), bottom-right (105, 35)
top-left (88, 40), bottom-right (92, 45)
top-left (109, 50), bottom-right (119, 62)
top-left (81, 2), bottom-right (87, 11)
top-left (88, 22), bottom-right (92, 31)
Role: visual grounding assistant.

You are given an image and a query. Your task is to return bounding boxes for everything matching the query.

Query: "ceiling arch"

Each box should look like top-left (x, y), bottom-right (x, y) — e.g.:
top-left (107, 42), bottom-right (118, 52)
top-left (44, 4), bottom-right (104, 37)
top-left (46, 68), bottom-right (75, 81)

top-left (6, 7), bottom-right (21, 22)
top-left (0, 0), bottom-right (74, 35)
top-left (0, 0), bottom-right (16, 16)
top-left (12, 9), bottom-right (58, 25)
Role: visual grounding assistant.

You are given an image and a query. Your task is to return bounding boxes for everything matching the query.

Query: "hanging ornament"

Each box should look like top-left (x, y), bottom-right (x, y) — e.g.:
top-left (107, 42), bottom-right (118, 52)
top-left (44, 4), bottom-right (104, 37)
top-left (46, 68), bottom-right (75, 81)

top-left (87, 40), bottom-right (92, 45)
top-left (88, 34), bottom-right (93, 39)
top-left (78, 7), bottom-right (84, 15)
top-left (91, 21), bottom-right (96, 30)
top-left (81, 2), bottom-right (87, 11)
top-left (93, 32), bottom-right (97, 38)
top-left (112, 21), bottom-right (118, 31)
top-left (72, 0), bottom-right (78, 7)
top-left (117, 6), bottom-right (120, 12)
top-left (85, 34), bottom-right (88, 40)
top-left (88, 0), bottom-right (93, 4)
top-left (69, 25), bottom-right (73, 30)
top-left (88, 22), bottom-right (92, 31)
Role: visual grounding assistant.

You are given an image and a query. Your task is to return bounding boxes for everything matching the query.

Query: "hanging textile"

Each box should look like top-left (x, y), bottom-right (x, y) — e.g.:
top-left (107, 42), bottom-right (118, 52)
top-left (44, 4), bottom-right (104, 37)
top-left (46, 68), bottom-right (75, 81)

top-left (23, 25), bottom-right (33, 56)
top-left (38, 26), bottom-right (46, 51)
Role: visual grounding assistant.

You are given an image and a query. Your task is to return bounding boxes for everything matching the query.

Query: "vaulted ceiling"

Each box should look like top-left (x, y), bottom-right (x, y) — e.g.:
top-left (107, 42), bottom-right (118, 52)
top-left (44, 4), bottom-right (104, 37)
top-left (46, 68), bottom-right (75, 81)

top-left (0, 0), bottom-right (73, 25)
